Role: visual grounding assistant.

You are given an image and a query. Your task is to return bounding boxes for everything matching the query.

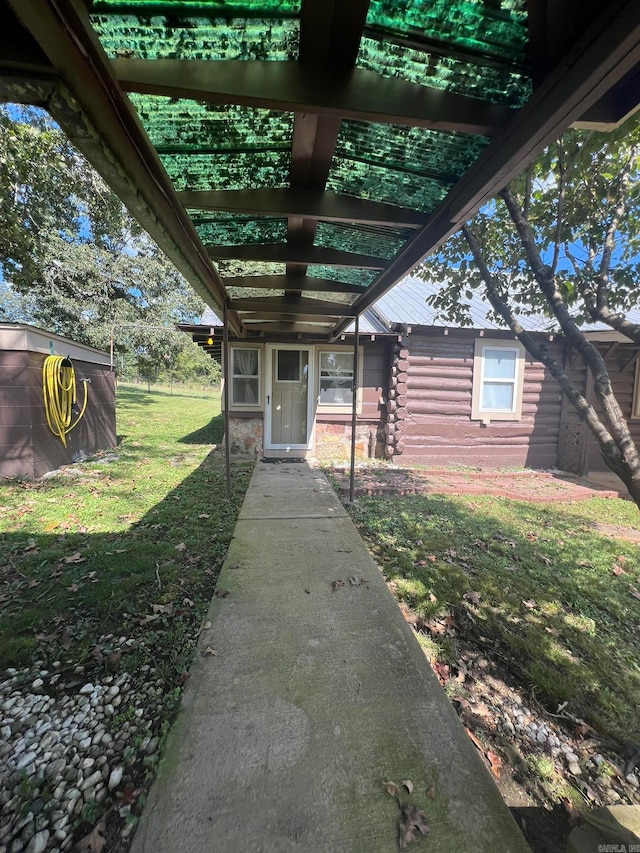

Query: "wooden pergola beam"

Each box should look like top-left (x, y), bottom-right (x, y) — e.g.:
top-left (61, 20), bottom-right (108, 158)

top-left (180, 188), bottom-right (426, 229)
top-left (231, 297), bottom-right (356, 317)
top-left (207, 243), bottom-right (387, 270)
top-left (238, 310), bottom-right (347, 323)
top-left (113, 58), bottom-right (513, 136)
top-left (223, 275), bottom-right (364, 295)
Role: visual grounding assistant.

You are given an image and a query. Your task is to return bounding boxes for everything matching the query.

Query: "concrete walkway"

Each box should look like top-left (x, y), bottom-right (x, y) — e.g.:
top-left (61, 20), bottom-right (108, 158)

top-left (131, 461), bottom-right (529, 853)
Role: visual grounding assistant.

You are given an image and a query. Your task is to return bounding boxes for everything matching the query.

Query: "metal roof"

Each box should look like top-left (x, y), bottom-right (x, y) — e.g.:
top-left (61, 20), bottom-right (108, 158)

top-left (3, 1), bottom-right (640, 345)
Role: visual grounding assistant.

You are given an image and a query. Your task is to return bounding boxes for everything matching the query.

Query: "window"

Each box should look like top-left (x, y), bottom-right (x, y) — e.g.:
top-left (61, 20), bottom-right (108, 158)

top-left (230, 347), bottom-right (260, 406)
top-left (319, 351), bottom-right (354, 405)
top-left (471, 339), bottom-right (525, 422)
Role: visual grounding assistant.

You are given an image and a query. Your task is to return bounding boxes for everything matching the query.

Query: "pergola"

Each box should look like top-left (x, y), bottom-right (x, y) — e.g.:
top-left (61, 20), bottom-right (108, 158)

top-left (3, 0), bottom-right (640, 493)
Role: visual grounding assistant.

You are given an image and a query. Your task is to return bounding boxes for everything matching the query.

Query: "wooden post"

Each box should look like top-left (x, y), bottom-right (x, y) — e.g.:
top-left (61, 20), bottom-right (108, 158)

top-left (222, 304), bottom-right (232, 500)
top-left (349, 314), bottom-right (360, 504)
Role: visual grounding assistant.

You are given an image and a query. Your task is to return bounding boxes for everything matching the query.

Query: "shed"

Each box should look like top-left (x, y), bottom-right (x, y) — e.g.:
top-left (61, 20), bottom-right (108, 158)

top-left (0, 323), bottom-right (116, 479)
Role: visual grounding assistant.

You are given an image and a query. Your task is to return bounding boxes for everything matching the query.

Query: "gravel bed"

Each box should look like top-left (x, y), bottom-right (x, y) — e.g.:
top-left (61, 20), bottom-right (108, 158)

top-left (0, 638), bottom-right (171, 853)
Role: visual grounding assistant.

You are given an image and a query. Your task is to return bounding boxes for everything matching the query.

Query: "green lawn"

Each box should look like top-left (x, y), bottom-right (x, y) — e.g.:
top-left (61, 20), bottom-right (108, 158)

top-left (345, 492), bottom-right (640, 744)
top-left (0, 383), bottom-right (252, 672)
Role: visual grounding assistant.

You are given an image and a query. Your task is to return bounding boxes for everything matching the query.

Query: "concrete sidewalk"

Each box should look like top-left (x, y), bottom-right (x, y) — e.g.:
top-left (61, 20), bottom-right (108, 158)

top-left (131, 461), bottom-right (529, 852)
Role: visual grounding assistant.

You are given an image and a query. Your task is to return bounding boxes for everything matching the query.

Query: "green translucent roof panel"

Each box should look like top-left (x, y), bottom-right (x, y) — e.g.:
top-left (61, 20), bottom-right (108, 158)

top-left (92, 1), bottom-right (300, 13)
top-left (215, 261), bottom-right (286, 278)
top-left (126, 96), bottom-right (292, 191)
top-left (227, 287), bottom-right (284, 299)
top-left (365, 0), bottom-right (528, 66)
top-left (328, 121), bottom-right (488, 213)
top-left (190, 214), bottom-right (288, 246)
top-left (314, 222), bottom-right (410, 260)
top-left (306, 267), bottom-right (377, 288)
top-left (357, 36), bottom-right (530, 108)
top-left (161, 151), bottom-right (288, 191)
top-left (91, 14), bottom-right (299, 61)
top-left (128, 97), bottom-right (293, 152)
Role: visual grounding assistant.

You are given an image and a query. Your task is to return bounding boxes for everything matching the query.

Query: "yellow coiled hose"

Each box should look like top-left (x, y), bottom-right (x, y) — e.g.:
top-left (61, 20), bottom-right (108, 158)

top-left (42, 355), bottom-right (89, 447)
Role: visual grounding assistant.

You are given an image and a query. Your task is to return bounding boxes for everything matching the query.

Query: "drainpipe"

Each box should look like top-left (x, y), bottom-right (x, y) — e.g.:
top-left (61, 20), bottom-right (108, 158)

top-left (349, 314), bottom-right (360, 503)
top-left (222, 304), bottom-right (232, 501)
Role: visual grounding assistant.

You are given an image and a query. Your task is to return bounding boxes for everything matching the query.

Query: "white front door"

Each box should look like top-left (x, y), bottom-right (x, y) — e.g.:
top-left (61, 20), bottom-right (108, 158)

top-left (264, 345), bottom-right (313, 451)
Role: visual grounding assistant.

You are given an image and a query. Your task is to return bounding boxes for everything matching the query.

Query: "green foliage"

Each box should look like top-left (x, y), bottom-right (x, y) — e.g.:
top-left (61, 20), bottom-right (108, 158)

top-left (0, 104), bottom-right (209, 382)
top-left (419, 116), bottom-right (640, 326)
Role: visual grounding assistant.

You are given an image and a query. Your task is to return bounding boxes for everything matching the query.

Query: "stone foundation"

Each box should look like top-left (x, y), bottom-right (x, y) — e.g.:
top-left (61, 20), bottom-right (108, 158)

top-left (227, 416), bottom-right (263, 456)
top-left (314, 422), bottom-right (383, 462)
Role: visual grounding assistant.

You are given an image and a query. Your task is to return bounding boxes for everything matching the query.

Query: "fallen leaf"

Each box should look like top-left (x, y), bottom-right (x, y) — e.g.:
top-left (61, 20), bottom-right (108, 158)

top-left (139, 614), bottom-right (159, 625)
top-left (432, 661), bottom-right (450, 683)
top-left (630, 589), bottom-right (640, 601)
top-left (90, 646), bottom-right (104, 664)
top-left (73, 818), bottom-right (106, 852)
top-left (526, 531), bottom-right (538, 541)
top-left (214, 589), bottom-right (229, 598)
top-left (428, 592), bottom-right (437, 603)
top-left (402, 780), bottom-right (414, 794)
top-left (182, 597), bottom-right (195, 607)
top-left (487, 750), bottom-right (502, 779)
top-left (383, 781), bottom-right (399, 796)
top-left (452, 695), bottom-right (472, 711)
top-left (521, 598), bottom-right (537, 609)
top-left (198, 513), bottom-right (210, 519)
top-left (562, 797), bottom-right (581, 828)
top-left (119, 787), bottom-right (142, 805)
top-left (44, 522), bottom-right (59, 532)
top-left (426, 785), bottom-right (436, 799)
top-left (28, 579), bottom-right (40, 588)
top-left (464, 727), bottom-right (483, 752)
top-left (151, 602), bottom-right (174, 616)
top-left (398, 803), bottom-right (429, 848)
top-left (175, 542), bottom-right (187, 552)
top-left (177, 671), bottom-right (188, 686)
top-left (348, 576), bottom-right (367, 586)
top-left (332, 580), bottom-right (344, 591)
top-left (66, 584), bottom-right (79, 593)
top-left (61, 628), bottom-right (72, 650)
top-left (106, 650), bottom-right (122, 671)
top-left (463, 590), bottom-right (481, 606)
top-left (202, 646), bottom-right (218, 656)
top-left (63, 552), bottom-right (85, 564)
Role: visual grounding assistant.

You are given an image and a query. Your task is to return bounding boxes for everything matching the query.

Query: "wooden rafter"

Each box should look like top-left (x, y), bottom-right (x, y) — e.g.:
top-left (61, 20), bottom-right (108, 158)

top-left (179, 188), bottom-right (426, 229)
top-left (223, 275), bottom-right (364, 295)
top-left (113, 59), bottom-right (512, 136)
top-left (230, 297), bottom-right (356, 317)
top-left (207, 243), bottom-right (387, 270)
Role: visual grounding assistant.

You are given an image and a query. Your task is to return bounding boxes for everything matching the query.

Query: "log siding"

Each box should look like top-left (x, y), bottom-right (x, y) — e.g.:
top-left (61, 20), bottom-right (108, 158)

top-left (386, 328), bottom-right (565, 468)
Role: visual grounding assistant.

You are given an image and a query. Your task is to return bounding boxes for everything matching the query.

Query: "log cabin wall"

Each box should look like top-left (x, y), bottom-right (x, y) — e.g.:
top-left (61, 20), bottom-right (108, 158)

top-left (385, 327), bottom-right (566, 468)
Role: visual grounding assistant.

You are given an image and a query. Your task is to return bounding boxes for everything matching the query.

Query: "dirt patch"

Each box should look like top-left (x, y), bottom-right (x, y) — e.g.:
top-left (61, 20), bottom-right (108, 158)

top-left (331, 466), bottom-right (624, 503)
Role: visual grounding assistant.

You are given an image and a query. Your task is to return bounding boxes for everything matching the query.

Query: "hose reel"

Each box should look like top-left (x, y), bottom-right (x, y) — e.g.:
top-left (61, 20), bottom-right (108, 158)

top-left (42, 354), bottom-right (89, 447)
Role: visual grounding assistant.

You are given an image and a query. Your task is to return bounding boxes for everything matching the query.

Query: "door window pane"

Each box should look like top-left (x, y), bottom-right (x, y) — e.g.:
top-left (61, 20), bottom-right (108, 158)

top-left (277, 349), bottom-right (300, 381)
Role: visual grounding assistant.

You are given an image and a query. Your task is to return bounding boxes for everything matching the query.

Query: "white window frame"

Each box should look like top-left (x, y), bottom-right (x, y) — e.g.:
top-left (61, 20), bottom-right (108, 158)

top-left (632, 359), bottom-right (640, 419)
top-left (229, 346), bottom-right (261, 409)
top-left (471, 338), bottom-right (525, 423)
top-left (315, 345), bottom-right (364, 415)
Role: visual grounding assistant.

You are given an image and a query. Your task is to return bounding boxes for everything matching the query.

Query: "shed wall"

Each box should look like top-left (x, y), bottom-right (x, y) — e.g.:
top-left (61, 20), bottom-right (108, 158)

top-left (386, 329), bottom-right (565, 468)
top-left (0, 351), bottom-right (116, 479)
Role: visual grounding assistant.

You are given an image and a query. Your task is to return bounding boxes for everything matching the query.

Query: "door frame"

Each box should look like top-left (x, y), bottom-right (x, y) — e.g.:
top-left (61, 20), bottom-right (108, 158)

top-left (264, 344), bottom-right (314, 452)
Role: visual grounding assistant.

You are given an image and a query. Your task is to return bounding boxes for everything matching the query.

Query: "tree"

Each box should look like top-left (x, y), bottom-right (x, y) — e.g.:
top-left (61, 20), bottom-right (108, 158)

top-left (417, 116), bottom-right (640, 506)
top-left (0, 104), bottom-right (207, 378)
